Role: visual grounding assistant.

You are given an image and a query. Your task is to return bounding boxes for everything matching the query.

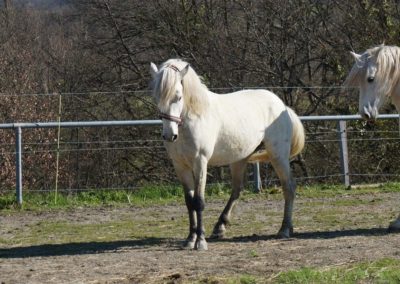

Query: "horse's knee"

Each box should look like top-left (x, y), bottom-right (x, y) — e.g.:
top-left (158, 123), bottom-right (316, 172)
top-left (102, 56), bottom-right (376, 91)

top-left (193, 196), bottom-right (205, 211)
top-left (185, 194), bottom-right (195, 210)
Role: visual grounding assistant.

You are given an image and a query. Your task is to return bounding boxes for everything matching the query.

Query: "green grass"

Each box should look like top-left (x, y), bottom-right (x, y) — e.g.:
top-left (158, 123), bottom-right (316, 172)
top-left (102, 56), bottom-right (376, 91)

top-left (190, 258), bottom-right (400, 283)
top-left (0, 185), bottom-right (185, 210)
top-left (274, 258), bottom-right (400, 284)
top-left (297, 182), bottom-right (400, 199)
top-left (196, 258), bottom-right (400, 283)
top-left (1, 182), bottom-right (400, 211)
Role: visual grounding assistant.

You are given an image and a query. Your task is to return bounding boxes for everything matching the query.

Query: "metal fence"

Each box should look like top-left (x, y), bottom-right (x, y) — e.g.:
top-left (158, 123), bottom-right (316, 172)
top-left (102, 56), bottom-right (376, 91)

top-left (2, 113), bottom-right (399, 205)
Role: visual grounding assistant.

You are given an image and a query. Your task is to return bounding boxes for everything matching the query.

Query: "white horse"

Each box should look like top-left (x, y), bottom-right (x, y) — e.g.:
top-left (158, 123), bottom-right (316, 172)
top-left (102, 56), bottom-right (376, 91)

top-left (345, 44), bottom-right (400, 232)
top-left (150, 59), bottom-right (305, 250)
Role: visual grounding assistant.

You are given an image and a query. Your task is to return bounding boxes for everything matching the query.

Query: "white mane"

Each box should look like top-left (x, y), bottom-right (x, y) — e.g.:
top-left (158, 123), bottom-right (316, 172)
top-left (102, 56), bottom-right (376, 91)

top-left (345, 45), bottom-right (400, 97)
top-left (153, 59), bottom-right (209, 117)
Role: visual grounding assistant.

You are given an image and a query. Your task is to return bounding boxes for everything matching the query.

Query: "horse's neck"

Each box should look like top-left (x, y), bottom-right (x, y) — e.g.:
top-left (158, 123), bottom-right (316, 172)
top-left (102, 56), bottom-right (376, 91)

top-left (184, 90), bottom-right (213, 119)
top-left (391, 84), bottom-right (400, 135)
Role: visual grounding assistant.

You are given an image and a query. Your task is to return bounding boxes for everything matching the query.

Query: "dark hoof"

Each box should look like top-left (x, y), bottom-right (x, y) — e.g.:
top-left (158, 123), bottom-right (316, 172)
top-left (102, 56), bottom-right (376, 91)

top-left (387, 226), bottom-right (400, 233)
top-left (277, 227), bottom-right (293, 239)
top-left (210, 224), bottom-right (226, 239)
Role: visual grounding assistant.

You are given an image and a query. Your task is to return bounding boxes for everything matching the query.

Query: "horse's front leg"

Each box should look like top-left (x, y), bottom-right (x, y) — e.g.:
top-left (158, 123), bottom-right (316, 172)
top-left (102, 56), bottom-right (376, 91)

top-left (193, 156), bottom-right (208, 250)
top-left (184, 191), bottom-right (197, 248)
top-left (172, 161), bottom-right (197, 249)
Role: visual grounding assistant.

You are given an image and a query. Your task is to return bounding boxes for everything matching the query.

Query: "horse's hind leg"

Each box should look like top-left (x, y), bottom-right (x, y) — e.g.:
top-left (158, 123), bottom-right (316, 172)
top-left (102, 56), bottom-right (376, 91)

top-left (211, 160), bottom-right (247, 239)
top-left (270, 157), bottom-right (296, 238)
top-left (388, 214), bottom-right (400, 233)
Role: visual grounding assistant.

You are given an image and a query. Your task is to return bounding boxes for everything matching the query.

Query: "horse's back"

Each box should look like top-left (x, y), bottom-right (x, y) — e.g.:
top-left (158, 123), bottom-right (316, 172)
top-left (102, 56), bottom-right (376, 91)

top-left (207, 89), bottom-right (293, 166)
top-left (214, 89), bottom-right (287, 120)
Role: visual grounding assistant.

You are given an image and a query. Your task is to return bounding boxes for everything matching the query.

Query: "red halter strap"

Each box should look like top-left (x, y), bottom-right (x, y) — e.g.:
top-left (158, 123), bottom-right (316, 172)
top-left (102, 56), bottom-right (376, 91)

top-left (168, 64), bottom-right (180, 72)
top-left (159, 112), bottom-right (183, 126)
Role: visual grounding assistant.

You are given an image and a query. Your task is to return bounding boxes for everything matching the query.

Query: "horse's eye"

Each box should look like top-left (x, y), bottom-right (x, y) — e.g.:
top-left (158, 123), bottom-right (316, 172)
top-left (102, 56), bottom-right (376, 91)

top-left (367, 76), bottom-right (374, 83)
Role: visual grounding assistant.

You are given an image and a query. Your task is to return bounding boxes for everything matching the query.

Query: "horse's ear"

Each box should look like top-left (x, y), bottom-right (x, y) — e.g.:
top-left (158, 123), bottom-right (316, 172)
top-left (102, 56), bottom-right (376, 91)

top-left (180, 64), bottom-right (190, 79)
top-left (150, 62), bottom-right (158, 78)
top-left (350, 51), bottom-right (362, 62)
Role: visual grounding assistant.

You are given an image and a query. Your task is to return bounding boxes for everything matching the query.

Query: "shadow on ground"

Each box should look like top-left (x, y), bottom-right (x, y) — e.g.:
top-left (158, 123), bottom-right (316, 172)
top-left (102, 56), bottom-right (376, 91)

top-left (210, 227), bottom-right (391, 243)
top-left (1, 227), bottom-right (395, 258)
top-left (0, 237), bottom-right (177, 258)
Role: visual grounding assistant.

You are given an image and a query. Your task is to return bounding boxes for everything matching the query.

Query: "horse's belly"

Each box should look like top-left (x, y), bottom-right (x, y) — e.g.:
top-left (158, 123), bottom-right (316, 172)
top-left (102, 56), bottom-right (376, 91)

top-left (208, 135), bottom-right (262, 166)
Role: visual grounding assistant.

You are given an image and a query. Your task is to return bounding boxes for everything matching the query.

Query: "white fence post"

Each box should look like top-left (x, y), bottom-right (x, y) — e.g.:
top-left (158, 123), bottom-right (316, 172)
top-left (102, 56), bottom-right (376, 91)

top-left (15, 126), bottom-right (23, 205)
top-left (337, 120), bottom-right (350, 188)
top-left (253, 162), bottom-right (262, 192)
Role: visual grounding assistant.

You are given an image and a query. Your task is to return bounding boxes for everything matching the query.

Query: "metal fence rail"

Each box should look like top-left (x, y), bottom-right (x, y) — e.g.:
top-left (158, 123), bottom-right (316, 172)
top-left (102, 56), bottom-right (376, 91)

top-left (2, 114), bottom-right (399, 205)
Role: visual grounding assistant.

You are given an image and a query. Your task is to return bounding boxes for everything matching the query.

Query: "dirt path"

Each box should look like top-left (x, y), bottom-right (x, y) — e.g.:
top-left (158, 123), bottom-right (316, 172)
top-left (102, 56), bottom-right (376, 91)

top-left (1, 192), bottom-right (400, 283)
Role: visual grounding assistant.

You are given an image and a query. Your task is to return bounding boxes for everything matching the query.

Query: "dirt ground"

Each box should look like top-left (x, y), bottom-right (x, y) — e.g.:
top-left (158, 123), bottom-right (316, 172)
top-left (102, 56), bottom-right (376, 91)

top-left (1, 191), bottom-right (400, 283)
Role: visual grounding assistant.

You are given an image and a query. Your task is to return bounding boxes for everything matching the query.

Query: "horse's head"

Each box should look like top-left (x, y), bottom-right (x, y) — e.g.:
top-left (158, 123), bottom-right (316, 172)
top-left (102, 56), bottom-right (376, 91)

top-left (349, 50), bottom-right (381, 120)
top-left (347, 45), bottom-right (400, 121)
top-left (150, 61), bottom-right (189, 142)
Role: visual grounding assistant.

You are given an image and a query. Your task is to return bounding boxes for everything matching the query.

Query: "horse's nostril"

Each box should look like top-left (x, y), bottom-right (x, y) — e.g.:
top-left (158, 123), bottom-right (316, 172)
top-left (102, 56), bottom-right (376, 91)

top-left (172, 134), bottom-right (178, 141)
top-left (162, 135), bottom-right (166, 141)
top-left (362, 106), bottom-right (371, 120)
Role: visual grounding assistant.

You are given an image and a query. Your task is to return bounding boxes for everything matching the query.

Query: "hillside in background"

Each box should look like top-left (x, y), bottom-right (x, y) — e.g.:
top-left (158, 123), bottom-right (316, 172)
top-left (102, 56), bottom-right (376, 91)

top-left (0, 1), bottom-right (399, 191)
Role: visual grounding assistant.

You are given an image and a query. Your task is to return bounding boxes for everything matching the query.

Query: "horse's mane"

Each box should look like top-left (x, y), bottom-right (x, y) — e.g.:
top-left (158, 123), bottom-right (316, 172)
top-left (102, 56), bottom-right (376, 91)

top-left (153, 59), bottom-right (209, 117)
top-left (345, 44), bottom-right (400, 96)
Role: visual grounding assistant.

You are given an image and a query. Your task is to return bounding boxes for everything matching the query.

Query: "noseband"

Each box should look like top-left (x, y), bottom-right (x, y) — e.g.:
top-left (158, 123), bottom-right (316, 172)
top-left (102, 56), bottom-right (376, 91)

top-left (158, 64), bottom-right (184, 126)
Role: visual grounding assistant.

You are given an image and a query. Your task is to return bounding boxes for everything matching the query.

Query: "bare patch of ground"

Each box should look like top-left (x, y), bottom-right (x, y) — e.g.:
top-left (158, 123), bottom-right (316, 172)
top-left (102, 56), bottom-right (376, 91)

top-left (1, 191), bottom-right (400, 283)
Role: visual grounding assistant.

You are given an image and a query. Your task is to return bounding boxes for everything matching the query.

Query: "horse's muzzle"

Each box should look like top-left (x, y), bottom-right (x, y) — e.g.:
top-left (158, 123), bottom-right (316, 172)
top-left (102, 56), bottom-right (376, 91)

top-left (360, 105), bottom-right (378, 120)
top-left (163, 134), bottom-right (178, 142)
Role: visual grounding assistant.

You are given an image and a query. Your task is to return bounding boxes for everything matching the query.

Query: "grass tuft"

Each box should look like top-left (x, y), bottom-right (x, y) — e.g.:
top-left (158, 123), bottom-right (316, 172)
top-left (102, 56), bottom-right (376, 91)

top-left (274, 258), bottom-right (400, 283)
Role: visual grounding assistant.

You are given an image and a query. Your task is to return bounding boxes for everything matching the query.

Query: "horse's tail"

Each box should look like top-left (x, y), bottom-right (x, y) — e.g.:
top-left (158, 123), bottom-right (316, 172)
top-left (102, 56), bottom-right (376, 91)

top-left (287, 107), bottom-right (305, 158)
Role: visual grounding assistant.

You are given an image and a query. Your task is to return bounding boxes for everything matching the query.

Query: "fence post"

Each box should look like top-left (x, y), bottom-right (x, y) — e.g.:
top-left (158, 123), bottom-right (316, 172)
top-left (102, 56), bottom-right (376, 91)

top-left (337, 120), bottom-right (350, 188)
top-left (253, 162), bottom-right (262, 192)
top-left (15, 126), bottom-right (23, 205)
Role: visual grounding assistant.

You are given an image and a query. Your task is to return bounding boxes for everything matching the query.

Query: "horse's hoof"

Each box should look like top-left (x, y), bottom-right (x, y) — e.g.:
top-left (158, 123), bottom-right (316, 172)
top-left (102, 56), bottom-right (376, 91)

top-left (277, 227), bottom-right (293, 239)
top-left (210, 224), bottom-right (226, 239)
top-left (388, 220), bottom-right (400, 233)
top-left (183, 241), bottom-right (195, 249)
top-left (195, 238), bottom-right (208, 250)
top-left (209, 232), bottom-right (225, 239)
top-left (183, 233), bottom-right (197, 249)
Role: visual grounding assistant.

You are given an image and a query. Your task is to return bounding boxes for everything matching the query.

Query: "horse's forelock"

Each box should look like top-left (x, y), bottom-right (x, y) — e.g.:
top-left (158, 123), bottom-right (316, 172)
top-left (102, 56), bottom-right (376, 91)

top-left (154, 66), bottom-right (181, 111)
top-left (154, 59), bottom-right (209, 117)
top-left (345, 45), bottom-right (400, 92)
